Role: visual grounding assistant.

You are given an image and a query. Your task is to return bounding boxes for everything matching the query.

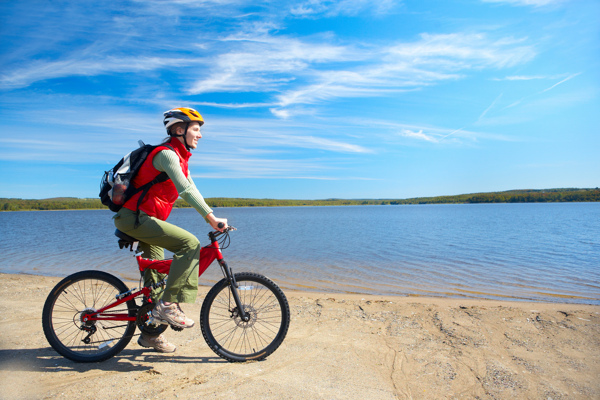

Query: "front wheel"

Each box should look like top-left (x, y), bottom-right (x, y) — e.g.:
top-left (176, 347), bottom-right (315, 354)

top-left (42, 271), bottom-right (137, 362)
top-left (201, 272), bottom-right (290, 362)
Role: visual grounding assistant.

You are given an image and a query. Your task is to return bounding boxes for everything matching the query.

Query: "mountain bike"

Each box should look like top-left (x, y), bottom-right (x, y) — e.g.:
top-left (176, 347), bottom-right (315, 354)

top-left (42, 224), bottom-right (290, 363)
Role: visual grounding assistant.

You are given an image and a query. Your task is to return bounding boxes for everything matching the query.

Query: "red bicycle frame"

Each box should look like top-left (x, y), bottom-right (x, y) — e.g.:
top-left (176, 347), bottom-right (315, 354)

top-left (80, 234), bottom-right (224, 323)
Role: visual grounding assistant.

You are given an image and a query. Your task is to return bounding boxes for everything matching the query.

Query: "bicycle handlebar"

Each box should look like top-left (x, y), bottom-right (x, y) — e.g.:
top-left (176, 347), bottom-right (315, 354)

top-left (208, 224), bottom-right (236, 245)
top-left (216, 222), bottom-right (236, 232)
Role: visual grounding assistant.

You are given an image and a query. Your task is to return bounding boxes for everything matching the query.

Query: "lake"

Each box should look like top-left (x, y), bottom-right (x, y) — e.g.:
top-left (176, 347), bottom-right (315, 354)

top-left (1, 203), bottom-right (598, 304)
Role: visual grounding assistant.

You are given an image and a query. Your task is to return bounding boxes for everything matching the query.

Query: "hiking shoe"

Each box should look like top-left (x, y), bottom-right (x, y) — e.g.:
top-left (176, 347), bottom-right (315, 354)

top-left (151, 300), bottom-right (195, 328)
top-left (138, 333), bottom-right (177, 353)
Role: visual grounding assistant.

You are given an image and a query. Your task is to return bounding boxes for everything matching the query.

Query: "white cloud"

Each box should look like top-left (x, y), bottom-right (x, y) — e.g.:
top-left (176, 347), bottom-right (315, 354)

top-left (399, 129), bottom-right (438, 143)
top-left (189, 31), bottom-right (536, 117)
top-left (387, 33), bottom-right (534, 69)
top-left (499, 72), bottom-right (582, 110)
top-left (495, 75), bottom-right (547, 81)
top-left (478, 93), bottom-right (503, 121)
top-left (540, 72), bottom-right (581, 93)
top-left (0, 56), bottom-right (195, 90)
top-left (1, 3), bottom-right (537, 118)
top-left (191, 155), bottom-right (325, 177)
top-left (270, 108), bottom-right (293, 119)
top-left (205, 117), bottom-right (373, 154)
top-left (131, 0), bottom-right (250, 17)
top-left (290, 0), bottom-right (398, 17)
top-left (188, 33), bottom-right (352, 95)
top-left (359, 118), bottom-right (515, 144)
top-left (493, 74), bottom-right (567, 81)
top-left (481, 0), bottom-right (565, 6)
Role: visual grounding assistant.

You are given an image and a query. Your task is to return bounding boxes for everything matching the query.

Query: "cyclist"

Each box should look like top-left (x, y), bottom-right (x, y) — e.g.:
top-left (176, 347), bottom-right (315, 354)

top-left (113, 107), bottom-right (227, 353)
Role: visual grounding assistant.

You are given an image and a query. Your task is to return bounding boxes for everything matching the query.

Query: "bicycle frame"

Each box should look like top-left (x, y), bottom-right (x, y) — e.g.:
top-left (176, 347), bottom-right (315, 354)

top-left (80, 229), bottom-right (250, 324)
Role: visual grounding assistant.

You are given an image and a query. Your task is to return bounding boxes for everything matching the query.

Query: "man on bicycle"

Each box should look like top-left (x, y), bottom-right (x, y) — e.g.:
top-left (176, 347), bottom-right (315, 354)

top-left (113, 107), bottom-right (228, 353)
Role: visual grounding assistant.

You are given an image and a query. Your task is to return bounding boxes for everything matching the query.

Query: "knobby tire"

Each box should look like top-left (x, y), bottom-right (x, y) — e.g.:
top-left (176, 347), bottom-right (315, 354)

top-left (200, 272), bottom-right (290, 362)
top-left (42, 270), bottom-right (137, 363)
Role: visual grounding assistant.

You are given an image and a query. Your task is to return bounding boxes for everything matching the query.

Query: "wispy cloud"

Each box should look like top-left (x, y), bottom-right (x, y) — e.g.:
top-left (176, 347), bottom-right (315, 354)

top-left (0, 53), bottom-right (197, 90)
top-left (290, 0), bottom-right (399, 17)
top-left (191, 155), bottom-right (326, 178)
top-left (481, 0), bottom-right (565, 7)
top-left (478, 93), bottom-right (503, 121)
top-left (1, 0), bottom-right (537, 118)
top-left (188, 152), bottom-right (380, 181)
top-left (399, 129), bottom-right (439, 143)
top-left (267, 31), bottom-right (535, 113)
top-left (205, 116), bottom-right (374, 154)
top-left (386, 33), bottom-right (533, 69)
top-left (493, 75), bottom-right (559, 81)
top-left (188, 33), bottom-right (351, 95)
top-left (189, 31), bottom-right (536, 118)
top-left (504, 72), bottom-right (582, 108)
top-left (540, 72), bottom-right (582, 93)
top-left (358, 119), bottom-right (514, 146)
top-left (0, 0), bottom-right (597, 199)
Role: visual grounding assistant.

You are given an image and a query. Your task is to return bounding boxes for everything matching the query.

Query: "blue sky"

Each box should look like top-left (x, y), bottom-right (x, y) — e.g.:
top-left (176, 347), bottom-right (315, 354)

top-left (0, 0), bottom-right (598, 200)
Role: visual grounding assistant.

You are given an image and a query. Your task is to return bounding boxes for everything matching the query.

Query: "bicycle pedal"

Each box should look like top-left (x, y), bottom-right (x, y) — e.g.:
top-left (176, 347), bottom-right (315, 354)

top-left (146, 316), bottom-right (168, 326)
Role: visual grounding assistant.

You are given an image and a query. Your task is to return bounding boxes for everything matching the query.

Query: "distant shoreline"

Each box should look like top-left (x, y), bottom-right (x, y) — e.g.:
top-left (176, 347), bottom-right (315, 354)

top-left (2, 187), bottom-right (599, 211)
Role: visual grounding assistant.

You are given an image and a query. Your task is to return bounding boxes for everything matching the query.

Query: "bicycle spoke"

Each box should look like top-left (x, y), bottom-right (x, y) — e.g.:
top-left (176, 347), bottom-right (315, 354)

top-left (206, 279), bottom-right (284, 356)
top-left (43, 271), bottom-right (137, 362)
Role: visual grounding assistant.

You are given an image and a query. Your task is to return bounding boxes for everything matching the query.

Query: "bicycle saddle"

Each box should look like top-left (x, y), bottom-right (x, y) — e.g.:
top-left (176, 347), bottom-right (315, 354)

top-left (115, 229), bottom-right (138, 250)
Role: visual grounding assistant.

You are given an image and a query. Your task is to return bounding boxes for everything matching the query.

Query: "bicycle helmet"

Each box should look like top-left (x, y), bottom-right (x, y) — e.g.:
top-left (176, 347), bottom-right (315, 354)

top-left (163, 107), bottom-right (204, 133)
top-left (163, 107), bottom-right (204, 151)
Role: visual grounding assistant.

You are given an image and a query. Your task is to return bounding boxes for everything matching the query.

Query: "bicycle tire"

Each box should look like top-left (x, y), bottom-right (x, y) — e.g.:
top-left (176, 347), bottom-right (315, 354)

top-left (200, 272), bottom-right (290, 362)
top-left (42, 270), bottom-right (137, 363)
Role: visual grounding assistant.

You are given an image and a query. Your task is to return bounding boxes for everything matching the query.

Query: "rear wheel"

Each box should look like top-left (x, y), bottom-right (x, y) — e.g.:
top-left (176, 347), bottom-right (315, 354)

top-left (201, 272), bottom-right (290, 362)
top-left (42, 271), bottom-right (137, 362)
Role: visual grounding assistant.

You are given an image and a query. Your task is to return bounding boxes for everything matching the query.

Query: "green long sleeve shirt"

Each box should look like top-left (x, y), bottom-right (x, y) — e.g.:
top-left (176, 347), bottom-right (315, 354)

top-left (152, 149), bottom-right (213, 220)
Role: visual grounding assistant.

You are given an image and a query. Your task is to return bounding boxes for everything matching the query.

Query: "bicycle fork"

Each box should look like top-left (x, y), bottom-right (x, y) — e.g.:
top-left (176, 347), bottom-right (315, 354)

top-left (208, 229), bottom-right (250, 323)
top-left (218, 258), bottom-right (251, 322)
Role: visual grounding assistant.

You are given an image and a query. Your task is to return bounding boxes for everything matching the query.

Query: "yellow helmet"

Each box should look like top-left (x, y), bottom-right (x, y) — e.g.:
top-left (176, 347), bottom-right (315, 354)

top-left (163, 107), bottom-right (204, 134)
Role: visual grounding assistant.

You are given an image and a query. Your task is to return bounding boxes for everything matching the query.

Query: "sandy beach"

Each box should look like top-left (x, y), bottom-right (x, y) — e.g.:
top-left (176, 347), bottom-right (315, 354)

top-left (0, 272), bottom-right (598, 400)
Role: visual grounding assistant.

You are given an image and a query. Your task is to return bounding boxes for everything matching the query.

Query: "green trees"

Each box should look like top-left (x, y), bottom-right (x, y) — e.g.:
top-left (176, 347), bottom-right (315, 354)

top-left (1, 188), bottom-right (598, 211)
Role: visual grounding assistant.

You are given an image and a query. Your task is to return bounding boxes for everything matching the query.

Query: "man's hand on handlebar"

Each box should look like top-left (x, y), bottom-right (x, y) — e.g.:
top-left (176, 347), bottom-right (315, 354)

top-left (206, 212), bottom-right (228, 232)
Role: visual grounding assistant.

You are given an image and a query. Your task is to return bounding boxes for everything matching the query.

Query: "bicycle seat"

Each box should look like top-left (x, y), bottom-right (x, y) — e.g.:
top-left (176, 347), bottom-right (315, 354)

top-left (115, 229), bottom-right (138, 250)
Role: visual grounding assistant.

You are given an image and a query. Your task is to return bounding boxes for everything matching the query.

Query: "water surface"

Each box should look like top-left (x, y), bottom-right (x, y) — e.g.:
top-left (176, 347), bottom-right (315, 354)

top-left (1, 203), bottom-right (598, 304)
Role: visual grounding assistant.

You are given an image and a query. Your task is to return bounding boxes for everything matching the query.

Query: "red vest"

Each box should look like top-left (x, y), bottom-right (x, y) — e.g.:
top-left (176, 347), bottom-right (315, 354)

top-left (123, 138), bottom-right (191, 221)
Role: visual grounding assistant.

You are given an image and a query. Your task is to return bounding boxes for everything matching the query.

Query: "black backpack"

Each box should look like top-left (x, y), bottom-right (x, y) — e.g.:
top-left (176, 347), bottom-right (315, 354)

top-left (99, 141), bottom-right (174, 213)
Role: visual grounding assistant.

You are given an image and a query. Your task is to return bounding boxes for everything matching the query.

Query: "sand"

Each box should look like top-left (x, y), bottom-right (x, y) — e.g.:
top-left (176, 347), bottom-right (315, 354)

top-left (0, 272), bottom-right (598, 400)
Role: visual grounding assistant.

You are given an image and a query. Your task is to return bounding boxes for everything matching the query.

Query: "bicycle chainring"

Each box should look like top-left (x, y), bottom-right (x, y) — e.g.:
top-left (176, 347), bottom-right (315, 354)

top-left (136, 302), bottom-right (168, 336)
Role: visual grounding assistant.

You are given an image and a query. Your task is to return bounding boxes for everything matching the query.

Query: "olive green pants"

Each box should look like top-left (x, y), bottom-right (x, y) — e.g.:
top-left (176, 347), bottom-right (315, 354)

top-left (113, 208), bottom-right (201, 304)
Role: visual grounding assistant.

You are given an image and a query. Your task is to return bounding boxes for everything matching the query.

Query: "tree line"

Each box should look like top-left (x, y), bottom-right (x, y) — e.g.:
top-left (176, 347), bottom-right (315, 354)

top-left (2, 188), bottom-right (599, 212)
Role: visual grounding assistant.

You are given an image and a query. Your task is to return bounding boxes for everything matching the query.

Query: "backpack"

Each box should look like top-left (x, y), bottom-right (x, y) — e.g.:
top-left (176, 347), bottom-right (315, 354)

top-left (99, 141), bottom-right (174, 213)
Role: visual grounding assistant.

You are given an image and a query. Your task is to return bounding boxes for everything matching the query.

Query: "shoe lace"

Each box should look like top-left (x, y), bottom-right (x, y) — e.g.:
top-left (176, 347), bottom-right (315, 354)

top-left (175, 303), bottom-right (188, 318)
top-left (154, 334), bottom-right (167, 345)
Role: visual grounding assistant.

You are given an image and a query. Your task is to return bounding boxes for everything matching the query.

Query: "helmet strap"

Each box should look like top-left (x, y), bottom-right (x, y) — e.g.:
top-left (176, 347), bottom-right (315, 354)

top-left (171, 122), bottom-right (192, 151)
top-left (183, 122), bottom-right (191, 151)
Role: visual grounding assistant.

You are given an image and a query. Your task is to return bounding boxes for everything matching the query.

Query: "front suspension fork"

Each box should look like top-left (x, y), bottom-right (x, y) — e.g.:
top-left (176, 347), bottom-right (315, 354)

top-left (219, 259), bottom-right (250, 322)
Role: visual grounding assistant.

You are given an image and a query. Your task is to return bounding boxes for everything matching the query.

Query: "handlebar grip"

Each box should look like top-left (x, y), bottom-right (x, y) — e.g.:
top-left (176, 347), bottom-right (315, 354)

top-left (217, 222), bottom-right (225, 229)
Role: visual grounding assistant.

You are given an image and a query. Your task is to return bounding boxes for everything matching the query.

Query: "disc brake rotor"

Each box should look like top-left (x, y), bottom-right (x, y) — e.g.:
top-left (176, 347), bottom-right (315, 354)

top-left (233, 305), bottom-right (257, 328)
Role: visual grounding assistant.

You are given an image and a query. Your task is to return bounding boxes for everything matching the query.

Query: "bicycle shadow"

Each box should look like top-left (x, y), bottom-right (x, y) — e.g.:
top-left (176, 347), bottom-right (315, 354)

top-left (0, 346), bottom-right (226, 373)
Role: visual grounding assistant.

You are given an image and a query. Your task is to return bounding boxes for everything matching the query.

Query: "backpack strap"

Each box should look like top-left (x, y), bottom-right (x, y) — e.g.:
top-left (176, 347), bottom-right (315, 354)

top-left (133, 143), bottom-right (175, 227)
